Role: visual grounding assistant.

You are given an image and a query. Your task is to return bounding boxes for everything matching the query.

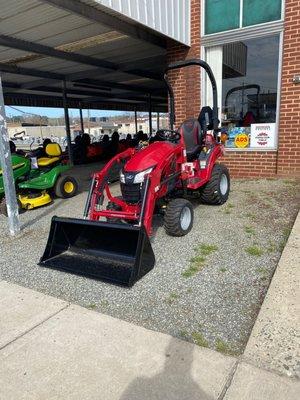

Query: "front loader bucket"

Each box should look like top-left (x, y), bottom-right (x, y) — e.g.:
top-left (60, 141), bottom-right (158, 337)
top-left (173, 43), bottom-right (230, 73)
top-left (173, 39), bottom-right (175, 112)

top-left (39, 217), bottom-right (155, 286)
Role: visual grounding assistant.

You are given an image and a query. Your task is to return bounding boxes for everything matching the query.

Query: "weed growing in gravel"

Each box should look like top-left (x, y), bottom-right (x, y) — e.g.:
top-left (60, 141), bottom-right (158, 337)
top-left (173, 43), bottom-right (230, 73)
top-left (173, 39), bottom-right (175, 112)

top-left (266, 241), bottom-right (277, 253)
top-left (182, 258), bottom-right (205, 278)
top-left (215, 339), bottom-right (237, 356)
top-left (87, 303), bottom-right (97, 310)
top-left (166, 292), bottom-right (180, 304)
top-left (183, 243), bottom-right (218, 278)
top-left (198, 244), bottom-right (218, 256)
top-left (192, 332), bottom-right (208, 347)
top-left (244, 225), bottom-right (255, 236)
top-left (179, 330), bottom-right (188, 338)
top-left (245, 246), bottom-right (264, 256)
top-left (100, 300), bottom-right (109, 307)
top-left (245, 212), bottom-right (256, 221)
top-left (186, 288), bottom-right (193, 294)
top-left (256, 267), bottom-right (269, 280)
top-left (278, 226), bottom-right (292, 252)
top-left (283, 179), bottom-right (297, 186)
top-left (219, 267), bottom-right (227, 273)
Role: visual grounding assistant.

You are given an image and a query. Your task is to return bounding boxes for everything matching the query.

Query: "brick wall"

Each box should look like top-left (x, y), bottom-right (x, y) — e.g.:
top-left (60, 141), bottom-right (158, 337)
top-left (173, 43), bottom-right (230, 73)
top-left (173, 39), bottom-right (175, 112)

top-left (277, 0), bottom-right (300, 177)
top-left (166, 0), bottom-right (201, 125)
top-left (166, 0), bottom-right (300, 178)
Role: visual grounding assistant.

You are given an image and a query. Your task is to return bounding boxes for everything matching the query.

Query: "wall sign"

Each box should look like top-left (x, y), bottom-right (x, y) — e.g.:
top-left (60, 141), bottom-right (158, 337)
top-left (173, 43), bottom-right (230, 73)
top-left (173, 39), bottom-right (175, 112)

top-left (234, 133), bottom-right (249, 148)
top-left (250, 123), bottom-right (276, 148)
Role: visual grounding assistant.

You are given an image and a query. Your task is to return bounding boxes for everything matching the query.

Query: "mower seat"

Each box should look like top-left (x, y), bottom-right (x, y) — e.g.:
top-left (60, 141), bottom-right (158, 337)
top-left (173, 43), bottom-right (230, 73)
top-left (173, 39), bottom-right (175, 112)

top-left (179, 118), bottom-right (203, 161)
top-left (37, 143), bottom-right (62, 167)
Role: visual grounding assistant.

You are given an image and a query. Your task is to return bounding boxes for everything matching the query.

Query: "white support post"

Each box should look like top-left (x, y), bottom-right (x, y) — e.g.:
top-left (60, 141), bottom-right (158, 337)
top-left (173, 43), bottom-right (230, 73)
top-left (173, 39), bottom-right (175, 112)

top-left (0, 75), bottom-right (20, 236)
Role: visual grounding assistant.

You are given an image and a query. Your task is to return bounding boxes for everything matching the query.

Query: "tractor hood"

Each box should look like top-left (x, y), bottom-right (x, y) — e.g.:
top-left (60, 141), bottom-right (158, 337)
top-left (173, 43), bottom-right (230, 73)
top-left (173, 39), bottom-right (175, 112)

top-left (124, 142), bottom-right (178, 172)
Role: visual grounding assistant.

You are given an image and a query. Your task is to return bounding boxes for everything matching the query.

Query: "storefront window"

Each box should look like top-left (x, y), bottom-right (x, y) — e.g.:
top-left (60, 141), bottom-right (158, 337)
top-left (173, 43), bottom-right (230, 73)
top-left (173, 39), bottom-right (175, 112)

top-left (205, 35), bottom-right (280, 149)
top-left (205, 0), bottom-right (240, 34)
top-left (205, 0), bottom-right (282, 35)
top-left (243, 0), bottom-right (282, 27)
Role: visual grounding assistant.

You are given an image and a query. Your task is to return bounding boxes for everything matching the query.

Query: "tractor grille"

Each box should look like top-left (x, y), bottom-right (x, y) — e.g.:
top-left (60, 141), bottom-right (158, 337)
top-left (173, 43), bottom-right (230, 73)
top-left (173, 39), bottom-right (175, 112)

top-left (120, 183), bottom-right (141, 204)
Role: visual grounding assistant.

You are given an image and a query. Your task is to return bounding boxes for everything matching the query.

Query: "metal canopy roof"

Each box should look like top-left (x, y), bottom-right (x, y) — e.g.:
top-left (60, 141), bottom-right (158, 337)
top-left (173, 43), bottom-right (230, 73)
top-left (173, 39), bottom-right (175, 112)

top-left (0, 0), bottom-right (186, 112)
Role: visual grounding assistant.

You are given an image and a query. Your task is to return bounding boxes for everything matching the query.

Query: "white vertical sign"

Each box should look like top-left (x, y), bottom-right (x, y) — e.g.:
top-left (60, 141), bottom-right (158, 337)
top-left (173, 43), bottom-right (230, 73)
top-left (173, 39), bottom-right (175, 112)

top-left (250, 123), bottom-right (276, 148)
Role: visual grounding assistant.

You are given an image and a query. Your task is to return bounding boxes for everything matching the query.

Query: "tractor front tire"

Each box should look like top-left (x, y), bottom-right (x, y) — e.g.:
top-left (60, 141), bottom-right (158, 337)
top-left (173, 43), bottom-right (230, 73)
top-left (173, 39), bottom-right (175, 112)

top-left (164, 198), bottom-right (194, 237)
top-left (200, 163), bottom-right (230, 205)
top-left (54, 176), bottom-right (78, 198)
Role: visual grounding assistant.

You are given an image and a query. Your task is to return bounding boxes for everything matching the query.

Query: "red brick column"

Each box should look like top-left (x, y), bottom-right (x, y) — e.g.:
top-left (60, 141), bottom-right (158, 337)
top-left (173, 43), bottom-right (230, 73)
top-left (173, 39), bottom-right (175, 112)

top-left (166, 0), bottom-right (201, 126)
top-left (277, 0), bottom-right (300, 176)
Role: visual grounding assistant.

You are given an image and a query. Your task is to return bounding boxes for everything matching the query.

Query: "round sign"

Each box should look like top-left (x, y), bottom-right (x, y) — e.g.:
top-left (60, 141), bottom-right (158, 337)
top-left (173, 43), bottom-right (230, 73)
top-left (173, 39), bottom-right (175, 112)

top-left (234, 133), bottom-right (249, 148)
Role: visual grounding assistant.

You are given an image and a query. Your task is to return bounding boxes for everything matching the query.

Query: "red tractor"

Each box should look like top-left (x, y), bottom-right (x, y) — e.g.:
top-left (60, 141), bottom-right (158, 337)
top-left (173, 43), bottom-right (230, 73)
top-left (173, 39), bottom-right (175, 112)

top-left (40, 59), bottom-right (230, 286)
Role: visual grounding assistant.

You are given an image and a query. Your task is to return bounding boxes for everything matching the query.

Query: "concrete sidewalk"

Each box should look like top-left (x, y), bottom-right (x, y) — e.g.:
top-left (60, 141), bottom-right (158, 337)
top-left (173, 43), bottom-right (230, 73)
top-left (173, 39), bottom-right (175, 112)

top-left (0, 212), bottom-right (299, 399)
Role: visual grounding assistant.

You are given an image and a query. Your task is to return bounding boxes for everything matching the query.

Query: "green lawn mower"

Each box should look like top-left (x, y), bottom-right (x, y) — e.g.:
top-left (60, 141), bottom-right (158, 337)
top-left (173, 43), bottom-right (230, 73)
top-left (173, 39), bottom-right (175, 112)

top-left (0, 143), bottom-right (78, 215)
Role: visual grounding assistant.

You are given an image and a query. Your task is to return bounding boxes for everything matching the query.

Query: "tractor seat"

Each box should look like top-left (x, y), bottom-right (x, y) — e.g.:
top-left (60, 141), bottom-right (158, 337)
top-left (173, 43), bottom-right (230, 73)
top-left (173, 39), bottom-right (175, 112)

top-left (179, 118), bottom-right (203, 161)
top-left (37, 143), bottom-right (62, 167)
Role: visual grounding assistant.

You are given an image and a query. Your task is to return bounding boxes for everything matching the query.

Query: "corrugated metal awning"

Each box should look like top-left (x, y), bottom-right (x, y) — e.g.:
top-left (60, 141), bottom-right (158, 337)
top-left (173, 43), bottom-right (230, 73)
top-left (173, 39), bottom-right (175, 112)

top-left (0, 0), bottom-right (188, 112)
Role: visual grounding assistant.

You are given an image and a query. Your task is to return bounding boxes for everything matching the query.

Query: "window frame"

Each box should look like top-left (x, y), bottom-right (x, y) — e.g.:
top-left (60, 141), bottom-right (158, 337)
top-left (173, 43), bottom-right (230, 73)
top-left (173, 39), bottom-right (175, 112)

top-left (202, 0), bottom-right (285, 36)
top-left (200, 0), bottom-right (285, 151)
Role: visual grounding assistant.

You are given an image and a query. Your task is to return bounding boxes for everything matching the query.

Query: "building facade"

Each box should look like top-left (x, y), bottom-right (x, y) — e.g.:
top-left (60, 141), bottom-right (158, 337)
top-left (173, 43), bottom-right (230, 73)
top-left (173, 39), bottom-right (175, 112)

top-left (167, 0), bottom-right (300, 177)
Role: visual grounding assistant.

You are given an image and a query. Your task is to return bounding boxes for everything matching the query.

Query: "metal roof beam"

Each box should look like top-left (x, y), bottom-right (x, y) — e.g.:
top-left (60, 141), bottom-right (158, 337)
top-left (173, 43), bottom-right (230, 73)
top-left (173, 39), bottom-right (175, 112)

top-left (0, 62), bottom-right (65, 80)
top-left (3, 91), bottom-right (167, 111)
top-left (0, 34), bottom-right (161, 81)
top-left (41, 0), bottom-right (166, 49)
top-left (15, 85), bottom-right (165, 102)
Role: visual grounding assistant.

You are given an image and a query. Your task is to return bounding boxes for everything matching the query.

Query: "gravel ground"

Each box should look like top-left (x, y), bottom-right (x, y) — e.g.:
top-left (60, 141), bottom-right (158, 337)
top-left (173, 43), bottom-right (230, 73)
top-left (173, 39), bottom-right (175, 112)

top-left (0, 169), bottom-right (299, 355)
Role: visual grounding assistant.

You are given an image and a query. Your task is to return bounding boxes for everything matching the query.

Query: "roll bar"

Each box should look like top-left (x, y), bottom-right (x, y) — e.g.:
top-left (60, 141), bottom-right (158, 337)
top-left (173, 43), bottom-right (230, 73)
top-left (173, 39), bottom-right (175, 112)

top-left (164, 59), bottom-right (219, 131)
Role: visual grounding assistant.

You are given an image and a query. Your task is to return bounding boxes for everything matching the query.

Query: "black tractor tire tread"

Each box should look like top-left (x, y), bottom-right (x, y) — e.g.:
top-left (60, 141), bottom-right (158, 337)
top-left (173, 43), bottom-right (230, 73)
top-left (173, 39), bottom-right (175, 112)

top-left (200, 163), bottom-right (230, 205)
top-left (54, 176), bottom-right (79, 198)
top-left (164, 198), bottom-right (194, 237)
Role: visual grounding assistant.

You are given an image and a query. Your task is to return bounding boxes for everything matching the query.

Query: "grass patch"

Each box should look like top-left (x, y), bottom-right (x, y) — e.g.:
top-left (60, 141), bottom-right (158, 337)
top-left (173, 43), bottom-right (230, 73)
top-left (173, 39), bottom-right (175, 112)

top-left (283, 179), bottom-right (297, 186)
top-left (179, 330), bottom-right (188, 339)
top-left (278, 226), bottom-right (292, 252)
top-left (244, 225), bottom-right (255, 236)
top-left (198, 244), bottom-right (218, 256)
top-left (191, 332), bottom-right (208, 347)
top-left (266, 241), bottom-right (277, 253)
top-left (182, 261), bottom-right (205, 278)
top-left (219, 267), bottom-right (227, 273)
top-left (215, 339), bottom-right (236, 356)
top-left (245, 212), bottom-right (256, 221)
top-left (183, 243), bottom-right (218, 278)
top-left (256, 266), bottom-right (269, 281)
top-left (166, 292), bottom-right (180, 304)
top-left (245, 246), bottom-right (264, 256)
top-left (87, 303), bottom-right (97, 310)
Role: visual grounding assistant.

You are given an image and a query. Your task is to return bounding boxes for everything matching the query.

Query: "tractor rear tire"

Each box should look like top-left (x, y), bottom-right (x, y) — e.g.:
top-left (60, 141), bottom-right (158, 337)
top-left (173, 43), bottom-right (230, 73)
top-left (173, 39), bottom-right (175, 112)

top-left (164, 198), bottom-right (194, 237)
top-left (54, 176), bottom-right (78, 198)
top-left (200, 163), bottom-right (230, 205)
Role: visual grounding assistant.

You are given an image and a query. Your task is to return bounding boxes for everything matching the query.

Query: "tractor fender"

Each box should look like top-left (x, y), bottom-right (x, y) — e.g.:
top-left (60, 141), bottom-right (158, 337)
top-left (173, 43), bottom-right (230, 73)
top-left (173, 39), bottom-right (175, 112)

top-left (18, 164), bottom-right (71, 190)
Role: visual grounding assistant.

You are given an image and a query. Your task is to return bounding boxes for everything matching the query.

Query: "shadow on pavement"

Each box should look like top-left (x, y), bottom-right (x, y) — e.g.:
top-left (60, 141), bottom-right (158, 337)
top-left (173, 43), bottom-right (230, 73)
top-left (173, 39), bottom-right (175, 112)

top-left (119, 337), bottom-right (212, 400)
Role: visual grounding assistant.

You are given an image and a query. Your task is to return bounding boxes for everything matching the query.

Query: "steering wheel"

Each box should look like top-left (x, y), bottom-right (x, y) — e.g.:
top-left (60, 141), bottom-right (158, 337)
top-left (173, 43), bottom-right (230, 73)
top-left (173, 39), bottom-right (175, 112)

top-left (156, 129), bottom-right (181, 142)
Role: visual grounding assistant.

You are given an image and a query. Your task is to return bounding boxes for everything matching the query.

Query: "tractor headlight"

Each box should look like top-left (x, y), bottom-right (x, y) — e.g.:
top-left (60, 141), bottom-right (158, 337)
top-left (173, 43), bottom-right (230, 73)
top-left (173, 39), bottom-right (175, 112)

top-left (133, 167), bottom-right (153, 184)
top-left (119, 170), bottom-right (125, 183)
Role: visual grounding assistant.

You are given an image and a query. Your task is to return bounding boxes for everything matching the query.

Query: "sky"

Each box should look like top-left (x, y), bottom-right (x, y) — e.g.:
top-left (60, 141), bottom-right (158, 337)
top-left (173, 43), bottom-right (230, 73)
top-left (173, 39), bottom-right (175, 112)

top-left (5, 106), bottom-right (127, 119)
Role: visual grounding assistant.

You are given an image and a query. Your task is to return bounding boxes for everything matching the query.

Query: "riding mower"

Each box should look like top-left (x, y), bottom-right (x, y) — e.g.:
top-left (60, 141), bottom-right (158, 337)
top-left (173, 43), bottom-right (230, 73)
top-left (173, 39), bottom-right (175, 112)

top-left (0, 143), bottom-right (78, 215)
top-left (40, 59), bottom-right (230, 287)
